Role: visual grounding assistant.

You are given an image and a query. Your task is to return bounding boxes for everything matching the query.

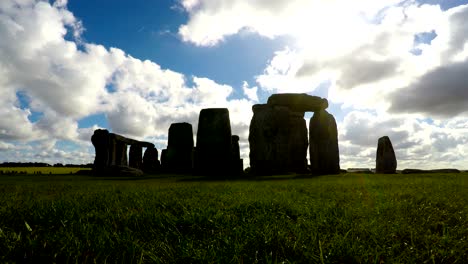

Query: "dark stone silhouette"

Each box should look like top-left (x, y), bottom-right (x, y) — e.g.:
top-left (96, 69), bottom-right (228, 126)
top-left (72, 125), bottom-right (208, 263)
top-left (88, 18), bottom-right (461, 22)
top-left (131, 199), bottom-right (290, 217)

top-left (309, 110), bottom-right (340, 174)
top-left (231, 135), bottom-right (243, 174)
top-left (165, 122), bottom-right (194, 173)
top-left (194, 108), bottom-right (234, 176)
top-left (267, 93), bottom-right (328, 112)
top-left (91, 129), bottom-right (155, 176)
top-left (129, 145), bottom-right (143, 169)
top-left (376, 136), bottom-right (397, 174)
top-left (249, 104), bottom-right (308, 175)
top-left (142, 146), bottom-right (160, 173)
top-left (91, 129), bottom-right (111, 173)
top-left (288, 111), bottom-right (308, 173)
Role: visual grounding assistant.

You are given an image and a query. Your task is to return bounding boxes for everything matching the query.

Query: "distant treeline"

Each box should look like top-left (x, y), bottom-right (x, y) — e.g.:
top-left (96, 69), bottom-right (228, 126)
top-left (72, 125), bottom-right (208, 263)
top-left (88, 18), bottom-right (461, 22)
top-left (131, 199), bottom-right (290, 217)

top-left (0, 162), bottom-right (93, 168)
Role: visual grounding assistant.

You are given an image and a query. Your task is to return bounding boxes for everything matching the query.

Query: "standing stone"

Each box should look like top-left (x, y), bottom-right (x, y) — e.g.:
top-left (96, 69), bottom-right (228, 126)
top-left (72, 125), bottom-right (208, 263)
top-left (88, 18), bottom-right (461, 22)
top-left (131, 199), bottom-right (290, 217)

top-left (288, 111), bottom-right (308, 173)
top-left (166, 122), bottom-right (194, 173)
top-left (129, 145), bottom-right (143, 169)
top-left (376, 136), bottom-right (397, 174)
top-left (91, 129), bottom-right (111, 172)
top-left (195, 108), bottom-right (232, 175)
top-left (249, 104), bottom-right (304, 175)
top-left (161, 149), bottom-right (168, 170)
top-left (142, 146), bottom-right (160, 173)
top-left (309, 110), bottom-right (340, 174)
top-left (231, 135), bottom-right (243, 174)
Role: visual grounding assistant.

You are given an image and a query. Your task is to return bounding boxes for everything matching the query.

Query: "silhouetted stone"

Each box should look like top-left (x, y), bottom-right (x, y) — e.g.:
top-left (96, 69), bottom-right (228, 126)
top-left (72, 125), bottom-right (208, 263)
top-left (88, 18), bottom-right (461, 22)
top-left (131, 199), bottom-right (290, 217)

top-left (91, 129), bottom-right (156, 175)
top-left (142, 146), bottom-right (160, 173)
top-left (195, 108), bottom-right (232, 176)
top-left (288, 111), bottom-right (308, 173)
top-left (166, 122), bottom-right (194, 173)
top-left (376, 136), bottom-right (397, 174)
top-left (249, 104), bottom-right (287, 175)
top-left (161, 149), bottom-right (168, 169)
top-left (249, 104), bottom-right (308, 175)
top-left (267, 93), bottom-right (328, 112)
top-left (231, 135), bottom-right (243, 174)
top-left (129, 145), bottom-right (143, 169)
top-left (309, 110), bottom-right (340, 174)
top-left (91, 129), bottom-right (111, 172)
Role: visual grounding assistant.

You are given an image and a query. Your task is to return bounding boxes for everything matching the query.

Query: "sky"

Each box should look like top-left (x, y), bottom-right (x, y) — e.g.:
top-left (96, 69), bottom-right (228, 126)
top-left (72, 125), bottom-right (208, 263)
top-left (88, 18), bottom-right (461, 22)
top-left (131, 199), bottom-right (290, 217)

top-left (1, 0), bottom-right (468, 170)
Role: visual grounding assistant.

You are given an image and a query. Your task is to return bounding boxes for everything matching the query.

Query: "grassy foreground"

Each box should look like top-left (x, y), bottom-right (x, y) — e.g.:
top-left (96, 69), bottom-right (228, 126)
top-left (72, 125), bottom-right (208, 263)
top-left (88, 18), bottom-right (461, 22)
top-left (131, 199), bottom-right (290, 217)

top-left (0, 173), bottom-right (466, 263)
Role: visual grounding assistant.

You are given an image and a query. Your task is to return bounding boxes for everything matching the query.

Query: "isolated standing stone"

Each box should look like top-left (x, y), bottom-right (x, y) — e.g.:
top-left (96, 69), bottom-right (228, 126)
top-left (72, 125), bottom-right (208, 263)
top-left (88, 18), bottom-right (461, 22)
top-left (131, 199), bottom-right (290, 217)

top-left (309, 110), bottom-right (340, 174)
top-left (195, 108), bottom-right (232, 175)
top-left (166, 122), bottom-right (194, 173)
top-left (142, 146), bottom-right (160, 173)
top-left (376, 136), bottom-right (397, 174)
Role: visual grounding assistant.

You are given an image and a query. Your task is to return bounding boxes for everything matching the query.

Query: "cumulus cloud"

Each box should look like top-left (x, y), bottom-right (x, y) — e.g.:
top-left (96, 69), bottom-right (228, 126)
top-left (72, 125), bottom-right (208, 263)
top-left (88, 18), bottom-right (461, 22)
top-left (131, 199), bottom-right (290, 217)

top-left (0, 0), bottom-right (256, 164)
top-left (338, 111), bottom-right (468, 169)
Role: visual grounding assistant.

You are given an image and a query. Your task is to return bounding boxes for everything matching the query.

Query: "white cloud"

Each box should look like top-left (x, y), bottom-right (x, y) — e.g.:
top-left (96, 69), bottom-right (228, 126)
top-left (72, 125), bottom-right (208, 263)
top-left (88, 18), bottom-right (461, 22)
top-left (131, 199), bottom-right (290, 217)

top-left (0, 0), bottom-right (257, 164)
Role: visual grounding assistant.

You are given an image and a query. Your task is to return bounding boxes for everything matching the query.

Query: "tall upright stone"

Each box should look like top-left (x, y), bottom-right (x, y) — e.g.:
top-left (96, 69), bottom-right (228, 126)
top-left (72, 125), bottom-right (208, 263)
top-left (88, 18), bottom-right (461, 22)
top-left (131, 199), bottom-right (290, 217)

top-left (309, 110), bottom-right (340, 174)
top-left (288, 111), bottom-right (308, 173)
top-left (231, 135), bottom-right (243, 174)
top-left (376, 136), bottom-right (397, 174)
top-left (129, 145), bottom-right (143, 169)
top-left (195, 108), bottom-right (232, 175)
top-left (249, 104), bottom-right (288, 175)
top-left (91, 129), bottom-right (111, 172)
top-left (166, 122), bottom-right (194, 173)
top-left (142, 146), bottom-right (160, 173)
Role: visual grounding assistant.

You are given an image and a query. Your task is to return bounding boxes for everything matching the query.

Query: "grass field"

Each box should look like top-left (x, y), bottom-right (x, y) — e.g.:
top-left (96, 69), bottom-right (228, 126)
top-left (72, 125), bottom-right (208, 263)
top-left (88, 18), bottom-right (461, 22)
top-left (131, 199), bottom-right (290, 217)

top-left (0, 167), bottom-right (91, 175)
top-left (0, 172), bottom-right (466, 263)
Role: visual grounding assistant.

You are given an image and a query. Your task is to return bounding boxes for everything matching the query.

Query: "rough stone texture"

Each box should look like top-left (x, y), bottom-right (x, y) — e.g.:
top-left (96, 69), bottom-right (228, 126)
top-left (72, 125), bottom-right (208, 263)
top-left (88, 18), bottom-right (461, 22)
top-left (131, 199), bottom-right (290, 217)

top-left (91, 129), bottom-right (111, 172)
top-left (249, 104), bottom-right (308, 175)
top-left (129, 145), bottom-right (143, 169)
top-left (195, 108), bottom-right (232, 175)
top-left (309, 110), bottom-right (340, 174)
top-left (142, 146), bottom-right (160, 173)
top-left (267, 93), bottom-right (328, 112)
top-left (375, 136), bottom-right (397, 174)
top-left (166, 122), bottom-right (194, 173)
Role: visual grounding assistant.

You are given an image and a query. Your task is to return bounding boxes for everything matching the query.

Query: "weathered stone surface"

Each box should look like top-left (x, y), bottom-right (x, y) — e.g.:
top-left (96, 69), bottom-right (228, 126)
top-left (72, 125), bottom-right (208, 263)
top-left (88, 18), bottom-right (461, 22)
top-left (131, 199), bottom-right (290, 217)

top-left (195, 108), bottom-right (232, 175)
top-left (309, 110), bottom-right (340, 174)
top-left (267, 93), bottom-right (328, 112)
top-left (91, 129), bottom-right (111, 172)
top-left (249, 104), bottom-right (308, 175)
top-left (376, 136), bottom-right (397, 174)
top-left (142, 146), bottom-right (160, 173)
top-left (129, 145), bottom-right (143, 169)
top-left (166, 122), bottom-right (194, 173)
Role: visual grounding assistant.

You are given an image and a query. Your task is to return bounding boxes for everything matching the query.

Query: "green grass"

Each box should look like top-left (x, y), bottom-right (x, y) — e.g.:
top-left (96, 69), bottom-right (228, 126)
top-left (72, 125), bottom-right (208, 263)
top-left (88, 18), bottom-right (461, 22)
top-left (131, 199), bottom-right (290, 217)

top-left (0, 167), bottom-right (90, 175)
top-left (0, 173), bottom-right (466, 263)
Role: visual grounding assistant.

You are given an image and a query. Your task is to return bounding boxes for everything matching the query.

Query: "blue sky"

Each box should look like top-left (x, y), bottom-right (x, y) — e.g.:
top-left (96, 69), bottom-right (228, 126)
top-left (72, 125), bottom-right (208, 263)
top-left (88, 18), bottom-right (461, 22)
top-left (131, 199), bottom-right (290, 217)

top-left (1, 0), bottom-right (468, 169)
